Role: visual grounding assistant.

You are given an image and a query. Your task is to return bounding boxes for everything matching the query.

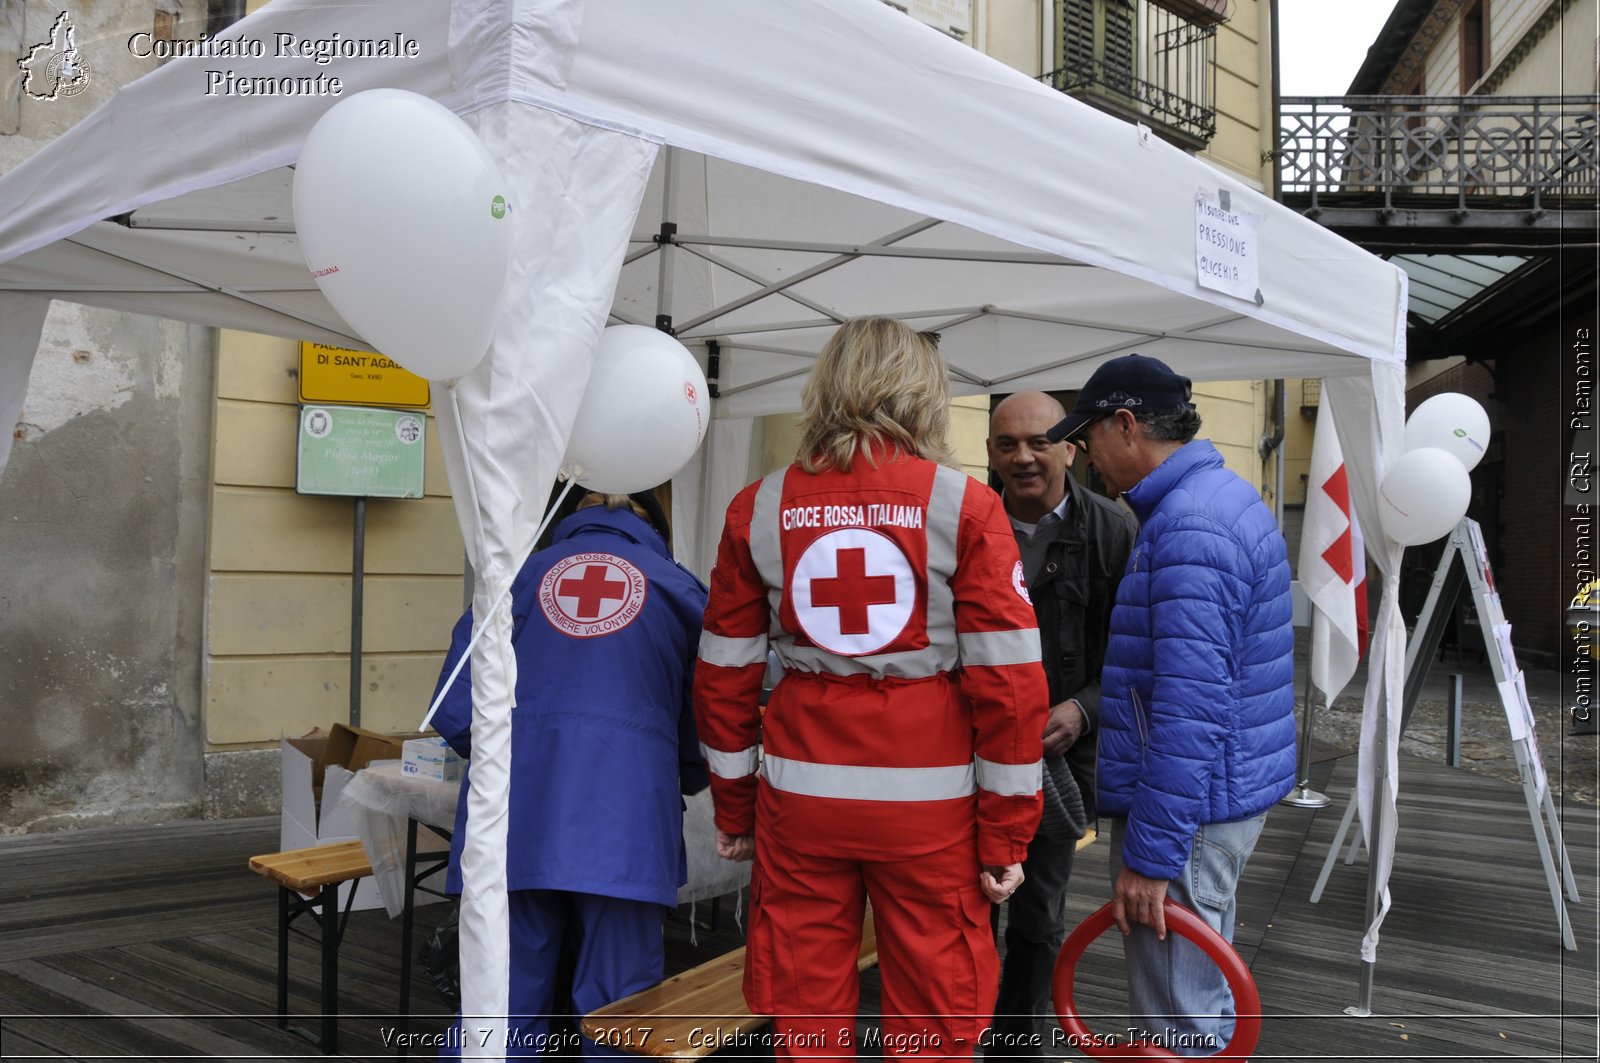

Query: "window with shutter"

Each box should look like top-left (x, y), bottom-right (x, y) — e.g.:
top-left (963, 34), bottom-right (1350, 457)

top-left (1045, 0), bottom-right (1218, 149)
top-left (1103, 0), bottom-right (1136, 94)
top-left (1061, 0), bottom-right (1096, 79)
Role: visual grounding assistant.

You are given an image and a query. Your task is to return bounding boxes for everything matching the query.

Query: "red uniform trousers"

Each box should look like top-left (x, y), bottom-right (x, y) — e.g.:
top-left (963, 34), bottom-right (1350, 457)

top-left (744, 829), bottom-right (998, 1060)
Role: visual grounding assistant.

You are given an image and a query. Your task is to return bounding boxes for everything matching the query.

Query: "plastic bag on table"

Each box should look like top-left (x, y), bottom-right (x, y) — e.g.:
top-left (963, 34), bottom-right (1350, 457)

top-left (420, 900), bottom-right (460, 1009)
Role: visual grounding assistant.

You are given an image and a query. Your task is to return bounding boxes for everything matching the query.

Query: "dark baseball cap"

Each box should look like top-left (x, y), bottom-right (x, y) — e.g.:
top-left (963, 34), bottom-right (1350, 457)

top-left (1047, 353), bottom-right (1194, 444)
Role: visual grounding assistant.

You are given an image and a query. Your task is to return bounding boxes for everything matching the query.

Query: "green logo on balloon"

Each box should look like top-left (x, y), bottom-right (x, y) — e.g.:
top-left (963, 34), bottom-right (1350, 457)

top-left (1453, 428), bottom-right (1466, 437)
top-left (490, 195), bottom-right (507, 220)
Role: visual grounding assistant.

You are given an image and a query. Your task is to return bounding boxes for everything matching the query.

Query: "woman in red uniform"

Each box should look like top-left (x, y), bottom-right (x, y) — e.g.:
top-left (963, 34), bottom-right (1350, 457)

top-left (694, 317), bottom-right (1048, 1058)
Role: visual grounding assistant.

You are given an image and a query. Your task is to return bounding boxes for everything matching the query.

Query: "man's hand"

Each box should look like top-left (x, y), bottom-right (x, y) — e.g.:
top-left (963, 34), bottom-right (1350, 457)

top-left (979, 863), bottom-right (1025, 903)
top-left (716, 830), bottom-right (754, 862)
top-left (1112, 867), bottom-right (1171, 939)
top-left (1041, 699), bottom-right (1087, 756)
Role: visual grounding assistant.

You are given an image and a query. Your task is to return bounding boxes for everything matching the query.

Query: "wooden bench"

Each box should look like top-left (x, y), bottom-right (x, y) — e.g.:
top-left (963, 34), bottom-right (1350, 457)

top-left (582, 832), bottom-right (1098, 1059)
top-left (248, 840), bottom-right (374, 1054)
top-left (581, 912), bottom-right (879, 1060)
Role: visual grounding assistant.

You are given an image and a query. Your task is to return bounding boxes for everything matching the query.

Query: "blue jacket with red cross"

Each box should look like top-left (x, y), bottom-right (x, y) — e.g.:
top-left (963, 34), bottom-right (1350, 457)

top-left (430, 505), bottom-right (709, 907)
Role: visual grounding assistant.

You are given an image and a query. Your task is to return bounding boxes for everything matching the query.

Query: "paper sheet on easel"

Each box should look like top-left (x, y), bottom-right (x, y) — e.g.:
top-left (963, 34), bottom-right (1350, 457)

top-left (1497, 671), bottom-right (1532, 740)
top-left (1493, 622), bottom-right (1518, 680)
top-left (1498, 670), bottom-right (1549, 799)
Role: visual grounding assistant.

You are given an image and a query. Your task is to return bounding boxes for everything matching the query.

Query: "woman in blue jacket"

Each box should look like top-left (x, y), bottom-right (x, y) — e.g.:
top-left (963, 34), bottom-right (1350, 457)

top-left (430, 492), bottom-right (708, 1059)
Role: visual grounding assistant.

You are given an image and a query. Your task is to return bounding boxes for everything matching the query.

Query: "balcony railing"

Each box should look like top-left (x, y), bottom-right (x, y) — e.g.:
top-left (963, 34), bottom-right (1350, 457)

top-left (1042, 1), bottom-right (1217, 149)
top-left (1279, 95), bottom-right (1599, 216)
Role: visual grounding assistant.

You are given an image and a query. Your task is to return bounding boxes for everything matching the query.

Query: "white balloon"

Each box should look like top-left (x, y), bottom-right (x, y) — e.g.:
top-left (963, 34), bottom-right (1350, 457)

top-left (1378, 447), bottom-right (1472, 546)
top-left (293, 89), bottom-right (513, 381)
top-left (1404, 392), bottom-right (1490, 471)
top-left (563, 326), bottom-right (711, 494)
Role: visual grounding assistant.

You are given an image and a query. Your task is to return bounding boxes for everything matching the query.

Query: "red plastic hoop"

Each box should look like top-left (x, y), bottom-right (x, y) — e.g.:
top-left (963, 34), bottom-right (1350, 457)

top-left (1051, 899), bottom-right (1261, 1060)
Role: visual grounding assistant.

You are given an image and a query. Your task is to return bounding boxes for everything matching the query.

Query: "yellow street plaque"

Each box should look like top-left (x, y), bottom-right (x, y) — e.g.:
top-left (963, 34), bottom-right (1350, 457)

top-left (299, 342), bottom-right (431, 409)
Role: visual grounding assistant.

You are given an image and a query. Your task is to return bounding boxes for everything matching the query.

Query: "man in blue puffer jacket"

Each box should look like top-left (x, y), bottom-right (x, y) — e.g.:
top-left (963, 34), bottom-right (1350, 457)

top-left (1048, 354), bottom-right (1295, 1056)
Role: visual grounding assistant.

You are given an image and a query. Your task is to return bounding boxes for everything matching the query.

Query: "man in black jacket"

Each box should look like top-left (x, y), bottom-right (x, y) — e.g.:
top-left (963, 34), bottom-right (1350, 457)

top-left (984, 391), bottom-right (1137, 1060)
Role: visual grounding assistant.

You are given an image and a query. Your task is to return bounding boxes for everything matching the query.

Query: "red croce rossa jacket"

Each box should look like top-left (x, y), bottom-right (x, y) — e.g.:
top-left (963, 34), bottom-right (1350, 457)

top-left (694, 453), bottom-right (1048, 868)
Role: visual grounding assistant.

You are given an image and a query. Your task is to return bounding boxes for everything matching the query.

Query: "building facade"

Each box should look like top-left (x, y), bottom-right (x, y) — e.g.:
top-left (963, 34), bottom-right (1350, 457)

top-left (1280, 0), bottom-right (1598, 662)
top-left (1, 0), bottom-right (465, 831)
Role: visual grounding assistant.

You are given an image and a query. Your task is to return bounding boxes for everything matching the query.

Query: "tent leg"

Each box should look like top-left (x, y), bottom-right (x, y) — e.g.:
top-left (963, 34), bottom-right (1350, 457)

top-left (1354, 658), bottom-right (1393, 1013)
top-left (1310, 792), bottom-right (1359, 903)
top-left (1343, 962), bottom-right (1374, 1018)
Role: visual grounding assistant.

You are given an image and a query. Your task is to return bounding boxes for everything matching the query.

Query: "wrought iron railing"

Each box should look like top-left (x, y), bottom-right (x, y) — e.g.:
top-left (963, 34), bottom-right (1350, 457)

top-left (1279, 95), bottom-right (1599, 214)
top-left (1041, 1), bottom-right (1217, 148)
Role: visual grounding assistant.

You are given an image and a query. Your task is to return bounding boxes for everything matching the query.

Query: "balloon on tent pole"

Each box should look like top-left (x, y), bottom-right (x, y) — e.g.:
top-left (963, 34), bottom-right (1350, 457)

top-left (562, 326), bottom-right (711, 495)
top-left (1403, 392), bottom-right (1490, 471)
top-left (1377, 446), bottom-right (1472, 546)
top-left (293, 89), bottom-right (513, 381)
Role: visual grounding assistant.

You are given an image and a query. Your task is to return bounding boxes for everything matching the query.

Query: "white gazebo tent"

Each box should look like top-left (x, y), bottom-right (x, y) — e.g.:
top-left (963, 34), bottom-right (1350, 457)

top-left (0, 0), bottom-right (1412, 1050)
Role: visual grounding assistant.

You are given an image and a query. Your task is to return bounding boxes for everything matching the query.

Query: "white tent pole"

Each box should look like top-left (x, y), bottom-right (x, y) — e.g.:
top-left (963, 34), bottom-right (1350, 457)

top-left (624, 242), bottom-right (661, 266)
top-left (672, 244), bottom-right (844, 323)
top-left (655, 147), bottom-right (679, 330)
top-left (447, 383), bottom-right (491, 573)
top-left (677, 310), bottom-right (974, 339)
top-left (0, 294), bottom-right (50, 477)
top-left (692, 414), bottom-right (723, 577)
top-left (607, 309), bottom-right (652, 327)
top-left (54, 233), bottom-right (365, 343)
top-left (1351, 696), bottom-right (1388, 1016)
top-left (119, 217), bottom-right (296, 234)
top-left (673, 218), bottom-right (939, 333)
top-left (714, 367), bottom-right (814, 400)
top-left (672, 232), bottom-right (1064, 262)
top-left (418, 476), bottom-right (578, 734)
top-left (416, 382), bottom-right (494, 735)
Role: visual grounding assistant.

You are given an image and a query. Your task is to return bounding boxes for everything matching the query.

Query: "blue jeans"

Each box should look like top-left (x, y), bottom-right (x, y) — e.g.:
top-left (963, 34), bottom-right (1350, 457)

top-left (1106, 814), bottom-right (1266, 1058)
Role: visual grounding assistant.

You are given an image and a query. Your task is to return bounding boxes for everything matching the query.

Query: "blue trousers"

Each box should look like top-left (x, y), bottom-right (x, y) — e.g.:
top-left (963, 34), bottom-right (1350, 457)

top-left (446, 890), bottom-right (664, 1060)
top-left (1106, 814), bottom-right (1266, 1058)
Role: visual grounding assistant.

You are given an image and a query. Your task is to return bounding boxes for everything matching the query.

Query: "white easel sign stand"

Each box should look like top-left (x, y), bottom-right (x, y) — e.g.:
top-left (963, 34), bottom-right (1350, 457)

top-left (1310, 518), bottom-right (1579, 955)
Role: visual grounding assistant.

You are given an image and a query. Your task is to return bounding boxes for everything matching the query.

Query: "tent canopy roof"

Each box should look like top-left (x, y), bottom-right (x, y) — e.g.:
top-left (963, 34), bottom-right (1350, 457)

top-left (0, 0), bottom-right (1403, 422)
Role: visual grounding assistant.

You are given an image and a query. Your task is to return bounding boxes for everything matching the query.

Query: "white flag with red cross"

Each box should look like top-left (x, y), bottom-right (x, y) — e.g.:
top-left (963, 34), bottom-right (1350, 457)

top-left (1300, 399), bottom-right (1370, 703)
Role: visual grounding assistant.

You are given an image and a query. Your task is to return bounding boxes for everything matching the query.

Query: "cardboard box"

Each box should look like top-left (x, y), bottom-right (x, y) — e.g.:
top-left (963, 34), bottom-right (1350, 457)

top-left (402, 737), bottom-right (462, 783)
top-left (280, 723), bottom-right (409, 911)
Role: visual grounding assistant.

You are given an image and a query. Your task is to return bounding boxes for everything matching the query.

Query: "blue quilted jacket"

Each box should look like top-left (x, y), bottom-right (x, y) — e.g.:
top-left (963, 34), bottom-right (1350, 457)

top-left (1098, 440), bottom-right (1296, 880)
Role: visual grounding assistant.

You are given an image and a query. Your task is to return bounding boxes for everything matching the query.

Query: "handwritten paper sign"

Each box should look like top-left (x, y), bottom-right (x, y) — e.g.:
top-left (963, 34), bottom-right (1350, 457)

top-left (1194, 189), bottom-right (1261, 304)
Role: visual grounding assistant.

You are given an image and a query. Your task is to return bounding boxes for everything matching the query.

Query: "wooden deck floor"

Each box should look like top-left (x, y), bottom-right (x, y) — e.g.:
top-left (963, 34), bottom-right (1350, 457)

top-left (0, 750), bottom-right (1594, 1060)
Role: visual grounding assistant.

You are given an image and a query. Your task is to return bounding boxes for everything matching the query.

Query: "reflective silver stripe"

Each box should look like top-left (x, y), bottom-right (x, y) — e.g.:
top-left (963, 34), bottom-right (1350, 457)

top-left (699, 630), bottom-right (769, 669)
top-left (765, 464), bottom-right (969, 682)
top-left (957, 627), bottom-right (1044, 667)
top-left (701, 743), bottom-right (760, 780)
top-left (763, 754), bottom-right (976, 802)
top-left (924, 464), bottom-right (967, 663)
top-left (749, 470), bottom-right (787, 595)
top-left (975, 756), bottom-right (1044, 797)
top-left (777, 640), bottom-right (953, 679)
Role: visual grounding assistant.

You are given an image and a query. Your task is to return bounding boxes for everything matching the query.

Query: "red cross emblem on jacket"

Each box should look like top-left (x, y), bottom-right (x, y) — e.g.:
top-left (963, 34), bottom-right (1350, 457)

top-left (539, 552), bottom-right (648, 638)
top-left (793, 528), bottom-right (914, 656)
